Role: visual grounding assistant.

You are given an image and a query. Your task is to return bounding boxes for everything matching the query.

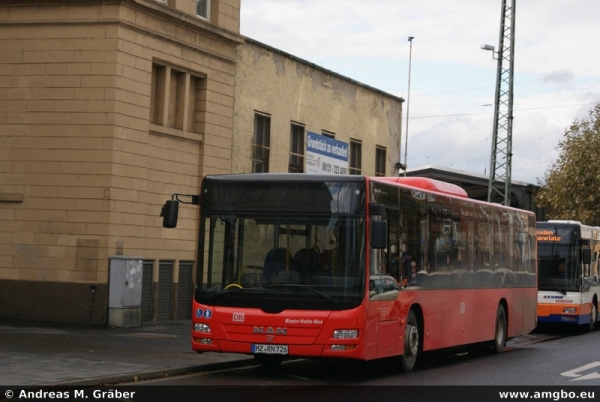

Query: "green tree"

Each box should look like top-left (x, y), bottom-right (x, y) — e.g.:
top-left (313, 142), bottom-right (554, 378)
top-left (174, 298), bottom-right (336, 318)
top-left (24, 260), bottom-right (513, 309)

top-left (535, 102), bottom-right (600, 225)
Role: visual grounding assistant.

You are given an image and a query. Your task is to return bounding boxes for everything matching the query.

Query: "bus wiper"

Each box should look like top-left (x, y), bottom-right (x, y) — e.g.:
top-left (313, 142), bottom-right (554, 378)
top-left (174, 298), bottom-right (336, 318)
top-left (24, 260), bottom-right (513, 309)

top-left (550, 286), bottom-right (567, 295)
top-left (202, 288), bottom-right (276, 302)
top-left (540, 283), bottom-right (567, 295)
top-left (274, 284), bottom-right (340, 304)
top-left (202, 289), bottom-right (238, 302)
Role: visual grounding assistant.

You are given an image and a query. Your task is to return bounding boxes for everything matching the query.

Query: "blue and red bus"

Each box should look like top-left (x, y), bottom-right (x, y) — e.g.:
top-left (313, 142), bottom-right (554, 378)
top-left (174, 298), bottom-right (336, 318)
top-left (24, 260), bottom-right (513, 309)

top-left (162, 173), bottom-right (538, 371)
top-left (536, 220), bottom-right (599, 331)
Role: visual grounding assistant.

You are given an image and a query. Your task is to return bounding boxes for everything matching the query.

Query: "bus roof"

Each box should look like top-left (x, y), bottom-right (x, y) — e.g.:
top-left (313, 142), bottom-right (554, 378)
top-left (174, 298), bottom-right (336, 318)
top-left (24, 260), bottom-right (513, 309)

top-left (204, 174), bottom-right (470, 199)
top-left (546, 220), bottom-right (583, 225)
top-left (203, 173), bottom-right (365, 183)
top-left (370, 177), bottom-right (469, 198)
top-left (538, 220), bottom-right (599, 240)
top-left (204, 174), bottom-right (469, 199)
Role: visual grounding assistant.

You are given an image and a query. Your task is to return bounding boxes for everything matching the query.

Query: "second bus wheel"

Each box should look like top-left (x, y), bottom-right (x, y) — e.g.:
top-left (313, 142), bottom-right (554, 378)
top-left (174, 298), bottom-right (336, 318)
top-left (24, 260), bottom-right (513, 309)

top-left (491, 304), bottom-right (507, 354)
top-left (400, 309), bottom-right (421, 372)
top-left (583, 302), bottom-right (597, 333)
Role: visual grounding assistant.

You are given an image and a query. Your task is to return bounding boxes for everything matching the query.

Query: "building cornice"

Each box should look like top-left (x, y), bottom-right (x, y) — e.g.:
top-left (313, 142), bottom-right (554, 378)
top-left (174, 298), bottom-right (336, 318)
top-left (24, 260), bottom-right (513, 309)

top-left (244, 36), bottom-right (405, 104)
top-left (0, 0), bottom-right (243, 64)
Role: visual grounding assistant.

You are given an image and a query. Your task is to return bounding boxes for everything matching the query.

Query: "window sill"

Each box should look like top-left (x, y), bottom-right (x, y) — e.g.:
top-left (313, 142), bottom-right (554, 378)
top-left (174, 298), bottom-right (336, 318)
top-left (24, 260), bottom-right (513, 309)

top-left (149, 123), bottom-right (203, 143)
top-left (0, 193), bottom-right (24, 202)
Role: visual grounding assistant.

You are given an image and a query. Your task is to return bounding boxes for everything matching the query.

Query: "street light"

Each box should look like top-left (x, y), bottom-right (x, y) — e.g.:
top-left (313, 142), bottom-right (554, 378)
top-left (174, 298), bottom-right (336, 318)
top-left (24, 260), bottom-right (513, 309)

top-left (402, 36), bottom-right (414, 177)
top-left (481, 44), bottom-right (499, 60)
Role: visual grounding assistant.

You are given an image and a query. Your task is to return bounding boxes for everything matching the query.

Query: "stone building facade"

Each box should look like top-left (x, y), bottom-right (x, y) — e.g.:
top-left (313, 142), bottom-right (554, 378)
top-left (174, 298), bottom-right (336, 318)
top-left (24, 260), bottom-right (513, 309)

top-left (232, 38), bottom-right (403, 177)
top-left (0, 1), bottom-right (403, 326)
top-left (0, 0), bottom-right (241, 325)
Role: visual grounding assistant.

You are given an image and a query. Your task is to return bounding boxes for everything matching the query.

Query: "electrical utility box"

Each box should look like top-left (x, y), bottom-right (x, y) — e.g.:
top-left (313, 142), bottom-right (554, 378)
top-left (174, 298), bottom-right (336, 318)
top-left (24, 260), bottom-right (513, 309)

top-left (108, 256), bottom-right (143, 327)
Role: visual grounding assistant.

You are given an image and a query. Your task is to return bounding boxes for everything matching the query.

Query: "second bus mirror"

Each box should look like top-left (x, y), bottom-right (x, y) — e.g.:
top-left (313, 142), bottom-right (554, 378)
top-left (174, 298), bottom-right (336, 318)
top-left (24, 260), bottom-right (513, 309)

top-left (582, 248), bottom-right (592, 265)
top-left (161, 200), bottom-right (179, 228)
top-left (371, 220), bottom-right (388, 249)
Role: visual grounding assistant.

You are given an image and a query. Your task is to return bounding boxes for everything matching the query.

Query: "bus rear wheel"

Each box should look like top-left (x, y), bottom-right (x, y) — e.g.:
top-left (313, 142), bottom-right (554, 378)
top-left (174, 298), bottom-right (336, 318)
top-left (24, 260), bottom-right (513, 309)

top-left (492, 304), bottom-right (507, 354)
top-left (400, 310), bottom-right (420, 372)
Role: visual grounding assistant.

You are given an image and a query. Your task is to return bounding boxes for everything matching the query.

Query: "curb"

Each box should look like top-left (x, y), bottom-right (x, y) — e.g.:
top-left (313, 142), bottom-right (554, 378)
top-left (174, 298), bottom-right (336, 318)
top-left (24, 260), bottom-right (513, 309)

top-left (45, 358), bottom-right (257, 387)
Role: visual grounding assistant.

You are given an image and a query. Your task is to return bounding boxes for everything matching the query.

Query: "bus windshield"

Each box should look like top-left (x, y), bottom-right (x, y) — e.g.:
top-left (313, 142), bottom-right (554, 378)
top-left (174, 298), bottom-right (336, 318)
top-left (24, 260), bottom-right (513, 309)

top-left (537, 226), bottom-right (580, 292)
top-left (196, 177), bottom-right (367, 313)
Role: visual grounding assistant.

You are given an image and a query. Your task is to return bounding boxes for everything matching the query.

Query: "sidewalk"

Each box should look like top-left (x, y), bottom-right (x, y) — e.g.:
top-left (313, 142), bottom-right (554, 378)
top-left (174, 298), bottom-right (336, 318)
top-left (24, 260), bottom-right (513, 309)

top-left (0, 318), bottom-right (254, 387)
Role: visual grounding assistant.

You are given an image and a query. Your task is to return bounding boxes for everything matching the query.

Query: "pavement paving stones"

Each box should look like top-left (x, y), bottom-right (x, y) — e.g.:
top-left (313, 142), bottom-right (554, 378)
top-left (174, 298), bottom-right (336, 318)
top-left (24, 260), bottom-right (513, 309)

top-left (0, 318), bottom-right (254, 387)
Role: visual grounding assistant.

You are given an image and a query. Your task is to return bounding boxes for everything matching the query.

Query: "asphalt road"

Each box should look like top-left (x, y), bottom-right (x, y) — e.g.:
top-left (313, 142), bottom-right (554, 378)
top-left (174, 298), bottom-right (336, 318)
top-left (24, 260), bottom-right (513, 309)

top-left (135, 328), bottom-right (600, 387)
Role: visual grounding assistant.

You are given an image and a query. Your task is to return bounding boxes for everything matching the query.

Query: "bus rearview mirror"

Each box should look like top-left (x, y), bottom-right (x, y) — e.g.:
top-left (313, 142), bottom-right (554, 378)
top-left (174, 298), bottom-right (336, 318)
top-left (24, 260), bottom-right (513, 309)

top-left (161, 200), bottom-right (179, 228)
top-left (371, 220), bottom-right (388, 249)
top-left (582, 248), bottom-right (592, 265)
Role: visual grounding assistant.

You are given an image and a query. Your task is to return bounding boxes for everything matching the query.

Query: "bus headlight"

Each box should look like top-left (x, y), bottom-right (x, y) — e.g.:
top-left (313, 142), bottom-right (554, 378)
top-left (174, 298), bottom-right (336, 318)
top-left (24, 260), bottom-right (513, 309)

top-left (563, 307), bottom-right (577, 314)
top-left (194, 323), bottom-right (211, 333)
top-left (333, 329), bottom-right (358, 339)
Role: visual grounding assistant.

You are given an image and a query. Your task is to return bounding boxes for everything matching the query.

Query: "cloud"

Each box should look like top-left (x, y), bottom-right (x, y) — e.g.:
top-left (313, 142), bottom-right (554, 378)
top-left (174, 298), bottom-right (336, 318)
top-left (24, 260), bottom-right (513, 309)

top-left (241, 0), bottom-right (600, 184)
top-left (542, 70), bottom-right (575, 85)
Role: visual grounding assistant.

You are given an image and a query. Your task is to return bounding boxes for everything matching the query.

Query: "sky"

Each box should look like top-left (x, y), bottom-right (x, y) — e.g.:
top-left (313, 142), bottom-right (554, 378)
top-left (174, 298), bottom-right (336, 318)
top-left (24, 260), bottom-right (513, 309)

top-left (240, 0), bottom-right (600, 185)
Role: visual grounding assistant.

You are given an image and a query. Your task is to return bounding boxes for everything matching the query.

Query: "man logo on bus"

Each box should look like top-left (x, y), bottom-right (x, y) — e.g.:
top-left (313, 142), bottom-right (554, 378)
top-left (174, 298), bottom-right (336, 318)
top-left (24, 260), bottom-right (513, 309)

top-left (253, 326), bottom-right (287, 335)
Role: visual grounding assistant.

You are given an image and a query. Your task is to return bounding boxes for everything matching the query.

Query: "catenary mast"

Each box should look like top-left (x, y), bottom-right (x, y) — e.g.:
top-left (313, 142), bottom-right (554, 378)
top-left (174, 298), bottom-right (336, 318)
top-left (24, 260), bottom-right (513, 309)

top-left (487, 0), bottom-right (516, 205)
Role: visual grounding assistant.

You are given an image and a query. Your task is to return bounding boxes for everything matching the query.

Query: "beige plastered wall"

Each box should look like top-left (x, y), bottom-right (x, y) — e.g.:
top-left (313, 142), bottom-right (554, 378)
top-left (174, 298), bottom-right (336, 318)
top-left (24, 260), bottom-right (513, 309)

top-left (0, 0), bottom-right (241, 324)
top-left (232, 38), bottom-right (403, 176)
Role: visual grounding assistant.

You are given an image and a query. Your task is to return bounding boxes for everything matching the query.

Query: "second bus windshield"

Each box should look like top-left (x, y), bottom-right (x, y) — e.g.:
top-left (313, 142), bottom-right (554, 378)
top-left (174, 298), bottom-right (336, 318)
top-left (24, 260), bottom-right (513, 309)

top-left (537, 225), bottom-right (581, 292)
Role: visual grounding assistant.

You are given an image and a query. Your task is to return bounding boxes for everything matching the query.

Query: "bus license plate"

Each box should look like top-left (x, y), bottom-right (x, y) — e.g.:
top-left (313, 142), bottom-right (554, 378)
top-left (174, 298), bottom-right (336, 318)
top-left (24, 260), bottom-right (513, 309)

top-left (252, 344), bottom-right (288, 355)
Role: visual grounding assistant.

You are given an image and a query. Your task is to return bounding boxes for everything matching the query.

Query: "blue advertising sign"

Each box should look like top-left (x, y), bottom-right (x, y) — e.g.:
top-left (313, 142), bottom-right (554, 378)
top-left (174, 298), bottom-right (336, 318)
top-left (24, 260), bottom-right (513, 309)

top-left (306, 132), bottom-right (349, 175)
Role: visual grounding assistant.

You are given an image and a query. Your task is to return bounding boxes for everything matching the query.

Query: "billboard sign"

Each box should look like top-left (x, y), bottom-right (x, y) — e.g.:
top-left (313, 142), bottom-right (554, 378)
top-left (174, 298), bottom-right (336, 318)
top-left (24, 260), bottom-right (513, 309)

top-left (306, 131), bottom-right (349, 175)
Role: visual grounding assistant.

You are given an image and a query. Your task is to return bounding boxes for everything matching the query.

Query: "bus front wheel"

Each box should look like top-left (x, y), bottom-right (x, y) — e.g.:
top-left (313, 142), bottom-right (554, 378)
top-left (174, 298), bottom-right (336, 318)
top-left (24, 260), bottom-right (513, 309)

top-left (586, 303), bottom-right (597, 333)
top-left (492, 304), bottom-right (507, 354)
top-left (400, 310), bottom-right (420, 372)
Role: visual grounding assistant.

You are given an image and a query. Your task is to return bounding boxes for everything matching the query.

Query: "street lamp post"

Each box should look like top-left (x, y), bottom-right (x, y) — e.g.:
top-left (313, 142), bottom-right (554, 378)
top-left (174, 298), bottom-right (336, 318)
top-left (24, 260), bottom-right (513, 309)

top-left (402, 36), bottom-right (414, 177)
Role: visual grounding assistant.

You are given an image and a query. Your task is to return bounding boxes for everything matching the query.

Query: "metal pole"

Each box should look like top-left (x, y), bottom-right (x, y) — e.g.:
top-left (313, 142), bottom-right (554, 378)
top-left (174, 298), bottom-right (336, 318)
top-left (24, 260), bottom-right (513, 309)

top-left (487, 0), bottom-right (515, 205)
top-left (403, 36), bottom-right (414, 177)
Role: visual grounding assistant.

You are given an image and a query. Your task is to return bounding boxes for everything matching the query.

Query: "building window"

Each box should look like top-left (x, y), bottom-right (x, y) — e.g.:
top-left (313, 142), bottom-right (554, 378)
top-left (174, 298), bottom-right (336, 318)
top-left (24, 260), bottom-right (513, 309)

top-left (375, 146), bottom-right (386, 177)
top-left (253, 113), bottom-right (271, 173)
top-left (150, 63), bottom-right (205, 135)
top-left (150, 64), bottom-right (167, 126)
top-left (350, 139), bottom-right (362, 175)
top-left (322, 130), bottom-right (335, 139)
top-left (289, 123), bottom-right (305, 173)
top-left (197, 0), bottom-right (210, 20)
top-left (168, 69), bottom-right (186, 129)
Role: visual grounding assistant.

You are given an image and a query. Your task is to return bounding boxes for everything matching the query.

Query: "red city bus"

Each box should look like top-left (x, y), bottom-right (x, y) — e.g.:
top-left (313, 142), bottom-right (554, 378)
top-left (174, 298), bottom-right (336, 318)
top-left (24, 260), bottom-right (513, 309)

top-left (162, 173), bottom-right (537, 371)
